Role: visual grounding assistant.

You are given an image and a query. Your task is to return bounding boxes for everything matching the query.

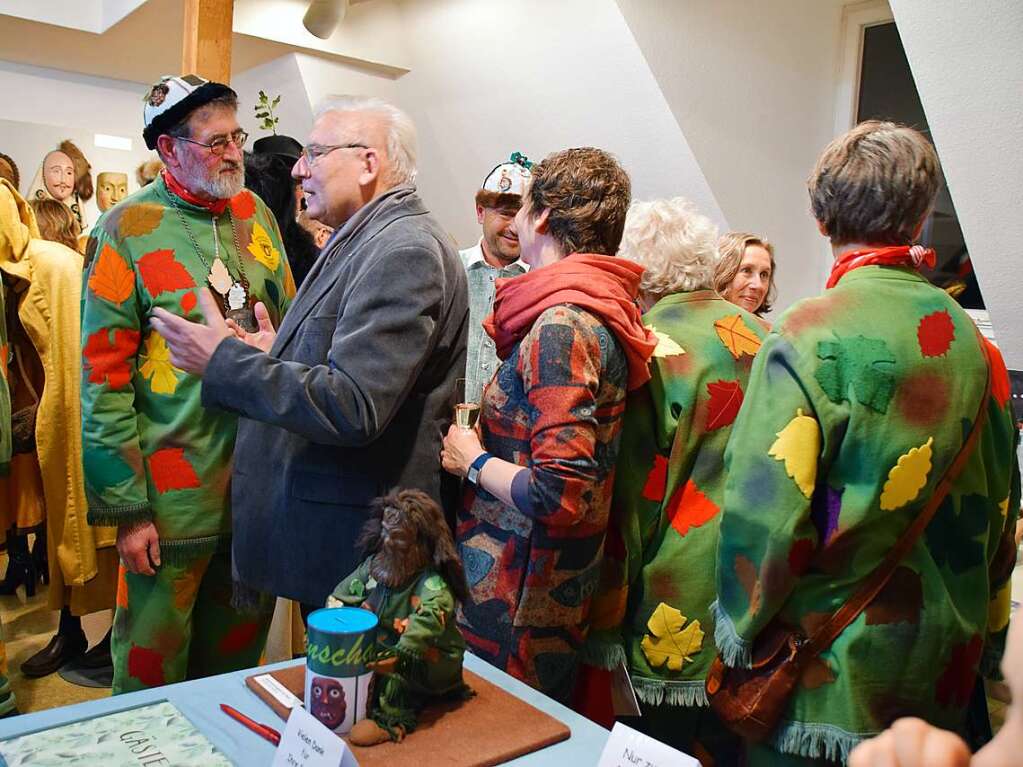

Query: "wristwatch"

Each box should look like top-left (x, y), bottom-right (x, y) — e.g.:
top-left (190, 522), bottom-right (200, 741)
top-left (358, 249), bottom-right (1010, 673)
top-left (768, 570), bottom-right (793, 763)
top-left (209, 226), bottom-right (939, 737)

top-left (467, 452), bottom-right (494, 487)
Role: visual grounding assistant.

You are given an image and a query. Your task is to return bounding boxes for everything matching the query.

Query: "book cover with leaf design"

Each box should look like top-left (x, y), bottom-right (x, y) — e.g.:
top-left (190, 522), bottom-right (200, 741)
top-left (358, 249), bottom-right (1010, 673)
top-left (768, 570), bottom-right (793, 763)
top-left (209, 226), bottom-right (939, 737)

top-left (0, 700), bottom-right (232, 766)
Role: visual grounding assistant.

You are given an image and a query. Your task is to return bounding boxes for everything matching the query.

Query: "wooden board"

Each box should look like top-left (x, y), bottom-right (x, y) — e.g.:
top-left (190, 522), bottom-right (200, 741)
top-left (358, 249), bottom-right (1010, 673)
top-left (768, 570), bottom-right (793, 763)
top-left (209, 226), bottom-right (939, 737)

top-left (246, 665), bottom-right (571, 767)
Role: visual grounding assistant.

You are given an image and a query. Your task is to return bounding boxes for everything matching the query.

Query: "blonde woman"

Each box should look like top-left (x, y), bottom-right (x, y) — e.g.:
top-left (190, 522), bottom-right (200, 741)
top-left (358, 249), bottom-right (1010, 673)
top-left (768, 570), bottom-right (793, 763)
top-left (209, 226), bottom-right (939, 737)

top-left (714, 232), bottom-right (776, 323)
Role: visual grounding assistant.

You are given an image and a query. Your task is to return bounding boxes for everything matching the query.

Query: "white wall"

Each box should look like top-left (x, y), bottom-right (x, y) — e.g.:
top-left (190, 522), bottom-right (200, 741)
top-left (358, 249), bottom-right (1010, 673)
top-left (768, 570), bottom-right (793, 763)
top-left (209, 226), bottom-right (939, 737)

top-left (0, 61), bottom-right (156, 227)
top-left (890, 0), bottom-right (1023, 368)
top-left (232, 53), bottom-right (316, 145)
top-left (390, 0), bottom-right (724, 249)
top-left (614, 0), bottom-right (847, 313)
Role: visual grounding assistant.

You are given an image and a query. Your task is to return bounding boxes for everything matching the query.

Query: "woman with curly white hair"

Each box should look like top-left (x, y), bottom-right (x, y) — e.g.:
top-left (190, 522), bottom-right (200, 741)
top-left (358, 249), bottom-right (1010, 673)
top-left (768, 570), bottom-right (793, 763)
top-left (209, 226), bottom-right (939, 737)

top-left (583, 197), bottom-right (767, 760)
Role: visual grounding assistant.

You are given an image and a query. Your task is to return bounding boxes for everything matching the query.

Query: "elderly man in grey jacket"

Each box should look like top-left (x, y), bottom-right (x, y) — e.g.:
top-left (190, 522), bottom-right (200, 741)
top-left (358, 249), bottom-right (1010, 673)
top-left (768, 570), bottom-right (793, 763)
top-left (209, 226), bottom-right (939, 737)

top-left (152, 96), bottom-right (468, 611)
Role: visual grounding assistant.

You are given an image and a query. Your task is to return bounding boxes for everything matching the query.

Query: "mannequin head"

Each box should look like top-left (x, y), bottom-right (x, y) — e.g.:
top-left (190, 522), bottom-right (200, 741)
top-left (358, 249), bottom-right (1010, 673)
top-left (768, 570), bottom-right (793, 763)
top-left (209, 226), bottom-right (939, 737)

top-left (42, 150), bottom-right (75, 202)
top-left (96, 172), bottom-right (129, 211)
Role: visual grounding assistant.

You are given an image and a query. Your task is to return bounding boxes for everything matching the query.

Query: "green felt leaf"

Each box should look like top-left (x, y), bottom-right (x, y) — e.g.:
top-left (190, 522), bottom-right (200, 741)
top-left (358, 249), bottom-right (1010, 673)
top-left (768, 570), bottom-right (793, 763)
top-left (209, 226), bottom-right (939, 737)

top-left (815, 334), bottom-right (896, 413)
top-left (925, 494), bottom-right (989, 574)
top-left (347, 579), bottom-right (366, 599)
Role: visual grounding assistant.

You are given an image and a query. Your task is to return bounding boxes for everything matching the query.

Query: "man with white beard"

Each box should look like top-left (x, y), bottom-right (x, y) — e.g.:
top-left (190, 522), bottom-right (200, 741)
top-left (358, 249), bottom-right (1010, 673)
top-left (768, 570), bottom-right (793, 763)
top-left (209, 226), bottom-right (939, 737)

top-left (80, 75), bottom-right (295, 693)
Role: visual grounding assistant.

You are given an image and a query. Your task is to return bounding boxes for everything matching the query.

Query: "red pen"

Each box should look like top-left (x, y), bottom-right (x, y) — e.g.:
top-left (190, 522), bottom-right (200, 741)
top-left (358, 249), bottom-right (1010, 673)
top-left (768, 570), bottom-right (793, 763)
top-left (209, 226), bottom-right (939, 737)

top-left (220, 703), bottom-right (282, 746)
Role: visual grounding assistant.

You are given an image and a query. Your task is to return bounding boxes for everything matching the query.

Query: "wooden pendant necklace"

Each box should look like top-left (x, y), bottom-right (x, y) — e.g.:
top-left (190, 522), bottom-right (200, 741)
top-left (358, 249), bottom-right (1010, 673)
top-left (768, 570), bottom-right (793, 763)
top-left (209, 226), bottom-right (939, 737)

top-left (170, 201), bottom-right (258, 332)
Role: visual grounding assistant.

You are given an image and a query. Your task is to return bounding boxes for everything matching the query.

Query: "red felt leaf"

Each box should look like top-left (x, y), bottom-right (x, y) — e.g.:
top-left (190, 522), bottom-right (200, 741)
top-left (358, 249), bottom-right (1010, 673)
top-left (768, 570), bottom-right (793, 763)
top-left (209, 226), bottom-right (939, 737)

top-left (917, 310), bottom-right (956, 357)
top-left (83, 328), bottom-right (140, 390)
top-left (137, 249), bottom-right (196, 298)
top-left (984, 338), bottom-right (1011, 408)
top-left (229, 190), bottom-right (256, 220)
top-left (218, 621), bottom-right (262, 655)
top-left (180, 291), bottom-right (197, 314)
top-left (788, 538), bottom-right (816, 575)
top-left (936, 634), bottom-right (983, 708)
top-left (706, 379), bottom-right (744, 430)
top-left (641, 454), bottom-right (669, 502)
top-left (127, 644), bottom-right (165, 687)
top-left (666, 479), bottom-right (720, 537)
top-left (148, 447), bottom-right (202, 494)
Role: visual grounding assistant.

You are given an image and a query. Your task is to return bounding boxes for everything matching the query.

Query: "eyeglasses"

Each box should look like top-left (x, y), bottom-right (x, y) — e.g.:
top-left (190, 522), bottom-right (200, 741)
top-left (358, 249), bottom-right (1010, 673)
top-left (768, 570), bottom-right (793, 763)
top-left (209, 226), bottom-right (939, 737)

top-left (300, 143), bottom-right (369, 167)
top-left (174, 130), bottom-right (248, 156)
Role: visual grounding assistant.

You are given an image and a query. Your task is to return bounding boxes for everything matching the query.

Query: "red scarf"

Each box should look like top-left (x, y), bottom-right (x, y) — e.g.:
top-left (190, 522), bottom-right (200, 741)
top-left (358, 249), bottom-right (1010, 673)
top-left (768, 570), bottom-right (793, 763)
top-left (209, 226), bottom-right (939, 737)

top-left (483, 253), bottom-right (656, 390)
top-left (826, 244), bottom-right (936, 289)
top-left (161, 168), bottom-right (229, 215)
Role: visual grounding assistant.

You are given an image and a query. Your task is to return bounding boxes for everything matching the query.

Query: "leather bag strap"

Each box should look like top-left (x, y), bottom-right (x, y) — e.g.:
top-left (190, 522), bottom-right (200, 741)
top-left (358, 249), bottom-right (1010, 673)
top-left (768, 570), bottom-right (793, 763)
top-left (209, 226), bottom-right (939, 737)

top-left (805, 334), bottom-right (993, 656)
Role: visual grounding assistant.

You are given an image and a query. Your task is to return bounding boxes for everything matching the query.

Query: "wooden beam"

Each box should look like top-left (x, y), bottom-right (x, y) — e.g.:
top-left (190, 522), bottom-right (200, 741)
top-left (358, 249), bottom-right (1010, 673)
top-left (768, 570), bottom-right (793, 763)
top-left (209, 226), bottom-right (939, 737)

top-left (182, 0), bottom-right (235, 83)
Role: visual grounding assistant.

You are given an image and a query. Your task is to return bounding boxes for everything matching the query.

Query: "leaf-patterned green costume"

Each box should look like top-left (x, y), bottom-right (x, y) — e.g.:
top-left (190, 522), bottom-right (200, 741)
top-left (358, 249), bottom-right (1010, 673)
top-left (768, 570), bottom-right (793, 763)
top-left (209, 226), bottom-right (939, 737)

top-left (585, 291), bottom-right (765, 756)
top-left (80, 175), bottom-right (295, 693)
top-left (713, 267), bottom-right (1020, 764)
top-left (330, 557), bottom-right (470, 735)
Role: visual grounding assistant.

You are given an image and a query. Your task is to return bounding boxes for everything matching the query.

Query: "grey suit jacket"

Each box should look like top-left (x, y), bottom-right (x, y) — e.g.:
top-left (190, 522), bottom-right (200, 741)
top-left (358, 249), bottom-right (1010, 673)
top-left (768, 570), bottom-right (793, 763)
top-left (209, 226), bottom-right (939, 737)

top-left (203, 186), bottom-right (468, 605)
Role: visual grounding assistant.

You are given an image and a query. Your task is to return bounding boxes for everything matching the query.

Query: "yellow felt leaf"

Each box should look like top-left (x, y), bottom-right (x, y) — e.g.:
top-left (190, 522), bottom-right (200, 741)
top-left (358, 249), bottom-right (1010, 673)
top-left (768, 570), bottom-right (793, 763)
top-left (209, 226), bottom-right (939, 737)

top-left (247, 221), bottom-right (281, 272)
top-left (714, 314), bottom-right (762, 359)
top-left (649, 325), bottom-right (685, 358)
top-left (879, 437), bottom-right (933, 511)
top-left (998, 497), bottom-right (1009, 519)
top-left (138, 331), bottom-right (182, 395)
top-left (640, 602), bottom-right (704, 672)
top-left (989, 580), bottom-right (1011, 633)
top-left (768, 408), bottom-right (820, 498)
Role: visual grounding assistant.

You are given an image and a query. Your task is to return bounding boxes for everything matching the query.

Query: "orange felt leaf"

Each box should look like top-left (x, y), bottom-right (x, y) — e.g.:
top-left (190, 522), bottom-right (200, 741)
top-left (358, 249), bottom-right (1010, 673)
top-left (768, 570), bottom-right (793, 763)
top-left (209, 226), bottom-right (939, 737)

top-left (706, 379), bottom-right (744, 430)
top-left (116, 565), bottom-right (129, 609)
top-left (714, 314), bottom-right (762, 359)
top-left (641, 454), bottom-right (669, 502)
top-left (180, 291), bottom-right (197, 314)
top-left (984, 338), bottom-right (1011, 408)
top-left (83, 328), bottom-right (140, 389)
top-left (88, 244), bottom-right (135, 305)
top-left (666, 479), bottom-right (720, 537)
top-left (138, 249), bottom-right (195, 298)
top-left (0, 343), bottom-right (8, 380)
top-left (148, 447), bottom-right (201, 494)
top-left (229, 191), bottom-right (256, 220)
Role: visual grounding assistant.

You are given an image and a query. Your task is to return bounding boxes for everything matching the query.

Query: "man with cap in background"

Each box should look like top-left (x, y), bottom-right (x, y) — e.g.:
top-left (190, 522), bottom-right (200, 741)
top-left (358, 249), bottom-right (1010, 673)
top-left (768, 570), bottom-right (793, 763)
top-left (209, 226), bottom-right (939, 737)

top-left (80, 74), bottom-right (295, 693)
top-left (459, 154), bottom-right (531, 403)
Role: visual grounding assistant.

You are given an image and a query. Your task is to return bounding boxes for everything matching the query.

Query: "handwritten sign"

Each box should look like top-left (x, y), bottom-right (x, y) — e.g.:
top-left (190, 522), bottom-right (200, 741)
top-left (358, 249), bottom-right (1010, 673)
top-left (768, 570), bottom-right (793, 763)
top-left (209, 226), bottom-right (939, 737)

top-left (597, 722), bottom-right (699, 767)
top-left (270, 705), bottom-right (358, 767)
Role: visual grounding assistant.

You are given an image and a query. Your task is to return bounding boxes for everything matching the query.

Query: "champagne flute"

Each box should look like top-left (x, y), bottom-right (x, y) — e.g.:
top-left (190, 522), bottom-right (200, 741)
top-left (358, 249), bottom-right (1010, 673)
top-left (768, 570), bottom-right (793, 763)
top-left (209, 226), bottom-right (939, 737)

top-left (453, 378), bottom-right (480, 430)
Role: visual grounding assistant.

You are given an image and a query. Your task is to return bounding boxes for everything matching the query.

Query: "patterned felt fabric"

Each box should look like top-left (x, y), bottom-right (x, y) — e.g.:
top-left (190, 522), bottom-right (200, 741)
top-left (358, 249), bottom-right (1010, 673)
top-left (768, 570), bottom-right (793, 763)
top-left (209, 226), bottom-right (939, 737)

top-left (586, 291), bottom-right (766, 714)
top-left (714, 266), bottom-right (1020, 763)
top-left (456, 304), bottom-right (629, 703)
top-left (80, 175), bottom-right (294, 561)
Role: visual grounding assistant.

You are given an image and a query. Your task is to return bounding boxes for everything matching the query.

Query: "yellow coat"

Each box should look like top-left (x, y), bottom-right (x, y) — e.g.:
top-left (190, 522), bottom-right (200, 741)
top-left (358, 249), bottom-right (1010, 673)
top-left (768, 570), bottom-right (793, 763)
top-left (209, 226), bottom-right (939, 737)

top-left (0, 178), bottom-right (116, 613)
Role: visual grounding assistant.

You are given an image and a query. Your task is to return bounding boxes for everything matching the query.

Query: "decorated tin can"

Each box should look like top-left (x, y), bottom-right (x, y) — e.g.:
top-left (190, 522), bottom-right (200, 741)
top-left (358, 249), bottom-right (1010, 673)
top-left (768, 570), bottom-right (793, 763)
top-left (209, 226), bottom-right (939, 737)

top-left (305, 607), bottom-right (379, 735)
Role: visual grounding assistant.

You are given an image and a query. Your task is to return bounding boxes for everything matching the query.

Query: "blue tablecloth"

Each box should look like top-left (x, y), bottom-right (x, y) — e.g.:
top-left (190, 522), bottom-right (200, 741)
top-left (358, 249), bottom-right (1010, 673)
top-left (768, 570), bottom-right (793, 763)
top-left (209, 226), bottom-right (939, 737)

top-left (0, 653), bottom-right (609, 765)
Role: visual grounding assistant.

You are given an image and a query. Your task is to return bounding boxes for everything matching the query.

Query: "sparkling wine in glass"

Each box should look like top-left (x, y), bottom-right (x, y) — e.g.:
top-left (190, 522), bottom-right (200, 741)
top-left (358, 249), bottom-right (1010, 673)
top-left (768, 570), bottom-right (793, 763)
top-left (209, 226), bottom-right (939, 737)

top-left (455, 402), bottom-right (481, 430)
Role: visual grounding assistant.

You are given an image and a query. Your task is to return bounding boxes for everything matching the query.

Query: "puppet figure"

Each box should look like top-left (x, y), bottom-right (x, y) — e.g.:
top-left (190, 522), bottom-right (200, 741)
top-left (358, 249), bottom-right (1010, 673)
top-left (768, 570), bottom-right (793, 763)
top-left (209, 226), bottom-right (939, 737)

top-left (328, 489), bottom-right (471, 746)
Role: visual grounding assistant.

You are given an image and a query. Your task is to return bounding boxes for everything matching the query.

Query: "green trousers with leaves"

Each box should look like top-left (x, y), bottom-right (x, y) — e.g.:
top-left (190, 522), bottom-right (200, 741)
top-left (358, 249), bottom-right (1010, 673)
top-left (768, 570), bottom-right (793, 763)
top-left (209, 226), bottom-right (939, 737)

top-left (111, 550), bottom-right (272, 694)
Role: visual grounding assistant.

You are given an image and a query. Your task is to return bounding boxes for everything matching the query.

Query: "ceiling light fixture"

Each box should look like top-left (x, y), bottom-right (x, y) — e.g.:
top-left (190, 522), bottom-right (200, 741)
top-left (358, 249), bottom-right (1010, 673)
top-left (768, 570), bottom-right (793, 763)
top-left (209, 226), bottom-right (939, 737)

top-left (303, 0), bottom-right (349, 39)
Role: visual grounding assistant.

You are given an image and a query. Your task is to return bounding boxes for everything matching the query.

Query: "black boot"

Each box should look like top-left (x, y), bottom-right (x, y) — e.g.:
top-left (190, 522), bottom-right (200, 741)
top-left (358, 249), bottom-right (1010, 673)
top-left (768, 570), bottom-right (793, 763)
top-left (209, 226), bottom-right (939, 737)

top-left (31, 527), bottom-right (48, 586)
top-left (21, 607), bottom-right (87, 678)
top-left (0, 532), bottom-right (37, 598)
top-left (78, 628), bottom-right (113, 670)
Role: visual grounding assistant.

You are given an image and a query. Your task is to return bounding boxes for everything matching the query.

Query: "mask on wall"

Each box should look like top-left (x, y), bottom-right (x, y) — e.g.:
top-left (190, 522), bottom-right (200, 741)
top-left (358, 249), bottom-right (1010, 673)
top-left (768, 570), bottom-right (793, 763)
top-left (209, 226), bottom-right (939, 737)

top-left (42, 151), bottom-right (75, 202)
top-left (96, 172), bottom-right (129, 211)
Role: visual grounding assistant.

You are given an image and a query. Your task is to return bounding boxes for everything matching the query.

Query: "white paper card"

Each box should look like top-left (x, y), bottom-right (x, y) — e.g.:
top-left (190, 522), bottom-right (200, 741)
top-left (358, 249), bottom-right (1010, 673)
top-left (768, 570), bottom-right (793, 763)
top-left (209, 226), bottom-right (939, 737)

top-left (254, 673), bottom-right (302, 710)
top-left (271, 705), bottom-right (359, 767)
top-left (597, 722), bottom-right (699, 767)
top-left (609, 659), bottom-right (642, 718)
